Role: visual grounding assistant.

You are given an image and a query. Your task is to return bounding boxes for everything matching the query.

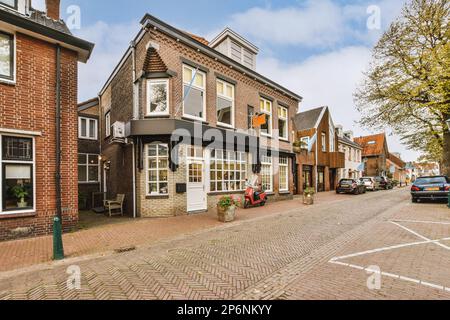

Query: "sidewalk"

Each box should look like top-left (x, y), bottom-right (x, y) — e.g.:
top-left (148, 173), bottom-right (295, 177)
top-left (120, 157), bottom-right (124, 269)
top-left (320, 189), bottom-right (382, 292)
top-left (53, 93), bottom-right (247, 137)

top-left (0, 192), bottom-right (348, 273)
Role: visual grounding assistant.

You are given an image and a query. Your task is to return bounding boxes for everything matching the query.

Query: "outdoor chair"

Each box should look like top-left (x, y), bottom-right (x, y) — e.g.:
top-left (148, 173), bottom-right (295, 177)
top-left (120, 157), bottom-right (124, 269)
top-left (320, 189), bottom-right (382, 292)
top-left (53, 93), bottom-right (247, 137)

top-left (103, 194), bottom-right (125, 217)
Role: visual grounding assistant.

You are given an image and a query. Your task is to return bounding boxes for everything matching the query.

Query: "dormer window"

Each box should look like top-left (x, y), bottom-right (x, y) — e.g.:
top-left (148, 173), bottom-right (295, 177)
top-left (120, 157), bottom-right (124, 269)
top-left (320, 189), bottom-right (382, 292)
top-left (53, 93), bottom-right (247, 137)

top-left (209, 28), bottom-right (259, 71)
top-left (368, 141), bottom-right (376, 145)
top-left (0, 0), bottom-right (17, 9)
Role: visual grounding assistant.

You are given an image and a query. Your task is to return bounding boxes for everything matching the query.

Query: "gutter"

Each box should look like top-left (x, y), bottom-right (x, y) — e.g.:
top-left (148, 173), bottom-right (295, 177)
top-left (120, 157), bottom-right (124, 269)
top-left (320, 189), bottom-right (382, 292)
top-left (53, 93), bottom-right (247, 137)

top-left (55, 44), bottom-right (62, 221)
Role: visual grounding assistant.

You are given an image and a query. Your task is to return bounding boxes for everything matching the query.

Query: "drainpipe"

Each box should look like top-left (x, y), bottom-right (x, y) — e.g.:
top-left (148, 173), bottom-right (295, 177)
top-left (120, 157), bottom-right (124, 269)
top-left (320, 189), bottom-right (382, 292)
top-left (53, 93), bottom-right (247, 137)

top-left (55, 44), bottom-right (62, 221)
top-left (131, 40), bottom-right (138, 219)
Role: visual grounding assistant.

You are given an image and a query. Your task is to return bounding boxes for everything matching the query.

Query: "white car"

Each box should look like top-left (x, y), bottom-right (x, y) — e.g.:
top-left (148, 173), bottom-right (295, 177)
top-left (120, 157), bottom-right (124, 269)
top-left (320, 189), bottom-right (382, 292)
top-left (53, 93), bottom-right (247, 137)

top-left (360, 177), bottom-right (380, 191)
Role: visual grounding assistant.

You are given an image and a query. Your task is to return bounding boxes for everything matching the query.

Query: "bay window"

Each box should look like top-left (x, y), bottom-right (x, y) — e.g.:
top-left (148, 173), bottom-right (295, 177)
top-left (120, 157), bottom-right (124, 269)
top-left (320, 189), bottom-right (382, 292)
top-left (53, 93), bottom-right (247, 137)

top-left (78, 154), bottom-right (99, 183)
top-left (260, 98), bottom-right (272, 136)
top-left (278, 106), bottom-right (288, 140)
top-left (146, 143), bottom-right (169, 195)
top-left (1, 135), bottom-right (34, 213)
top-left (0, 31), bottom-right (14, 81)
top-left (279, 157), bottom-right (289, 192)
top-left (147, 79), bottom-right (169, 116)
top-left (216, 79), bottom-right (234, 127)
top-left (210, 150), bottom-right (247, 192)
top-left (183, 65), bottom-right (206, 121)
top-left (261, 155), bottom-right (273, 192)
top-left (78, 117), bottom-right (98, 140)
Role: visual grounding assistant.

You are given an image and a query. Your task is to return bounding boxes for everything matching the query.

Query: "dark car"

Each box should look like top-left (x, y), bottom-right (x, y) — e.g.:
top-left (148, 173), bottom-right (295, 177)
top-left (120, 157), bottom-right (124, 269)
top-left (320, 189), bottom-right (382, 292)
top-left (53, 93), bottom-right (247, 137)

top-left (336, 179), bottom-right (366, 195)
top-left (376, 176), bottom-right (393, 190)
top-left (411, 176), bottom-right (450, 203)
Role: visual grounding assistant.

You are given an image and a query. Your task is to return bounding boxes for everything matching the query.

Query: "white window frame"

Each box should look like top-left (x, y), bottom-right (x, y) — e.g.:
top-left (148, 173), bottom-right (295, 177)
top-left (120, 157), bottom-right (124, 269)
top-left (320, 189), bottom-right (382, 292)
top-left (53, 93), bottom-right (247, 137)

top-left (0, 30), bottom-right (16, 84)
top-left (261, 155), bottom-right (273, 193)
top-left (279, 157), bottom-right (289, 192)
top-left (0, 0), bottom-right (18, 10)
top-left (0, 133), bottom-right (36, 215)
top-left (145, 143), bottom-right (169, 196)
top-left (146, 78), bottom-right (170, 116)
top-left (278, 106), bottom-right (288, 141)
top-left (329, 127), bottom-right (335, 152)
top-left (78, 117), bottom-right (98, 140)
top-left (321, 132), bottom-right (327, 152)
top-left (301, 136), bottom-right (310, 150)
top-left (260, 98), bottom-right (273, 137)
top-left (209, 149), bottom-right (247, 193)
top-left (216, 79), bottom-right (235, 128)
top-left (105, 112), bottom-right (111, 137)
top-left (182, 64), bottom-right (206, 122)
top-left (78, 153), bottom-right (100, 183)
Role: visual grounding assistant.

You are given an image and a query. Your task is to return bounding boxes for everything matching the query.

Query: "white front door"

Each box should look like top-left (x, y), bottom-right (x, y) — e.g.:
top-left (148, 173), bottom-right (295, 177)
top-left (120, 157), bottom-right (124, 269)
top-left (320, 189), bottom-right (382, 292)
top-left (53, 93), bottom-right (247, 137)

top-left (187, 160), bottom-right (207, 212)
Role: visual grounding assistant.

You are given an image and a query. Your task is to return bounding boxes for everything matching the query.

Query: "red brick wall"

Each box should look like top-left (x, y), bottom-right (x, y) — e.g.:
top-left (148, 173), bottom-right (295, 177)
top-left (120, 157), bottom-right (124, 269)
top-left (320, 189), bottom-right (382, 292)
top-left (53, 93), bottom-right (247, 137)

top-left (45, 0), bottom-right (61, 20)
top-left (0, 32), bottom-right (79, 241)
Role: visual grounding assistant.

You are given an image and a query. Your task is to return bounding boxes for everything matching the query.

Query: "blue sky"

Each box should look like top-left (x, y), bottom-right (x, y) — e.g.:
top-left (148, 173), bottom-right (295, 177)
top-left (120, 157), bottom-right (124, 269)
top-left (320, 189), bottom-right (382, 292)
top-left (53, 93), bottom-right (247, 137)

top-left (34, 0), bottom-right (417, 160)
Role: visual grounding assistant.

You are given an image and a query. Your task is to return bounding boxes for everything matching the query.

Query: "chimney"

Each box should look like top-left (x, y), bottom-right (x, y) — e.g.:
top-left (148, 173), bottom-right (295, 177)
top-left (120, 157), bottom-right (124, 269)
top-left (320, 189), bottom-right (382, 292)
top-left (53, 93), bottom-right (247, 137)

top-left (344, 130), bottom-right (354, 141)
top-left (45, 0), bottom-right (60, 20)
top-left (335, 125), bottom-right (344, 138)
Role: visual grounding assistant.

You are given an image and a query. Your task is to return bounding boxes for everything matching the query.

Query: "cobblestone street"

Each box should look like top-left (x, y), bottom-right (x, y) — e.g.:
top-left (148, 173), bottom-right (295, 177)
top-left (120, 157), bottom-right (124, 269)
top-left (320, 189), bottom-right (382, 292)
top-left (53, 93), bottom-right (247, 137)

top-left (1, 188), bottom-right (450, 300)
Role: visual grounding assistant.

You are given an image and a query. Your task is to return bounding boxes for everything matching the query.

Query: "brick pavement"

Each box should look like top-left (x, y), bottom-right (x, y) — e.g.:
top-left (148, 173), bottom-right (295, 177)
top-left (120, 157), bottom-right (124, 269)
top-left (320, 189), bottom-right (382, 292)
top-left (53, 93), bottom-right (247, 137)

top-left (0, 191), bottom-right (351, 273)
top-left (2, 188), bottom-right (443, 300)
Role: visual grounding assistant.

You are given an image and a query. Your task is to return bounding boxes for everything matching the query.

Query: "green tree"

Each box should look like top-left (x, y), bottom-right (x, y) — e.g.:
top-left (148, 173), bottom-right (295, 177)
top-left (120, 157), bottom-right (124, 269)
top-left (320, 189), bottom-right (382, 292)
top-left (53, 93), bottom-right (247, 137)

top-left (355, 0), bottom-right (450, 165)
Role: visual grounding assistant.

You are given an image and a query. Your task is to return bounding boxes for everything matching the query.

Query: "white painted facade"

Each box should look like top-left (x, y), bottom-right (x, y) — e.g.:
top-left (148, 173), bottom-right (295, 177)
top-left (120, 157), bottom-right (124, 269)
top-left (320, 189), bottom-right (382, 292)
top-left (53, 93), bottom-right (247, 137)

top-left (336, 126), bottom-right (363, 180)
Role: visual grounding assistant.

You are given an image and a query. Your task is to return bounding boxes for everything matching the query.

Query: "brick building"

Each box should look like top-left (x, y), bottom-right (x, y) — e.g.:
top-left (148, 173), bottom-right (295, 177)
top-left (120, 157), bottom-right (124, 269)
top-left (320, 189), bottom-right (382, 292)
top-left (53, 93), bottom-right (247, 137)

top-left (293, 107), bottom-right (345, 193)
top-left (97, 14), bottom-right (302, 218)
top-left (387, 152), bottom-right (407, 185)
top-left (0, 0), bottom-right (93, 240)
top-left (355, 133), bottom-right (390, 177)
top-left (77, 98), bottom-right (101, 210)
top-left (336, 126), bottom-right (363, 180)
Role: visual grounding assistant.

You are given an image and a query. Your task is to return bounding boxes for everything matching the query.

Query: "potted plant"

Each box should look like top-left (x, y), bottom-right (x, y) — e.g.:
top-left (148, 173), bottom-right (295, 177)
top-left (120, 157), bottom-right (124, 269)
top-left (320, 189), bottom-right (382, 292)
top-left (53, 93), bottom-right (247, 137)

top-left (217, 195), bottom-right (241, 223)
top-left (293, 140), bottom-right (308, 153)
top-left (11, 185), bottom-right (29, 208)
top-left (303, 187), bottom-right (315, 205)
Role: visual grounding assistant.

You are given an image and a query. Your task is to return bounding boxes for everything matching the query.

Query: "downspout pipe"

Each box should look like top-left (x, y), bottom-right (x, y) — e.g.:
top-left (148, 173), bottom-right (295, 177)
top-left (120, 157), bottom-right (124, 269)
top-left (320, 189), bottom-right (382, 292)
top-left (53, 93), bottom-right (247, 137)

top-left (131, 40), bottom-right (138, 219)
top-left (55, 44), bottom-right (62, 221)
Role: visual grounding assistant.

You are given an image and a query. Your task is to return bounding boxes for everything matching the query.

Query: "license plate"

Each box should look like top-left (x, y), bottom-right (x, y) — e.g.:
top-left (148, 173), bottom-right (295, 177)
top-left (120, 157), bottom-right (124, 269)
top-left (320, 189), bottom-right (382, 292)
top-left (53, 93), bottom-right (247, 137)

top-left (426, 187), bottom-right (440, 191)
top-left (342, 184), bottom-right (350, 187)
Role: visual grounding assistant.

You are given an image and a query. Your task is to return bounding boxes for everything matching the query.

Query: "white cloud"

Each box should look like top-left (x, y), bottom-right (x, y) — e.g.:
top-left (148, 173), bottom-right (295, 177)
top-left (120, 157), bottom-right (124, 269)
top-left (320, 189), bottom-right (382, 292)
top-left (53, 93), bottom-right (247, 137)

top-left (228, 0), bottom-right (346, 47)
top-left (73, 21), bottom-right (140, 102)
top-left (225, 0), bottom-right (406, 48)
top-left (257, 46), bottom-right (420, 161)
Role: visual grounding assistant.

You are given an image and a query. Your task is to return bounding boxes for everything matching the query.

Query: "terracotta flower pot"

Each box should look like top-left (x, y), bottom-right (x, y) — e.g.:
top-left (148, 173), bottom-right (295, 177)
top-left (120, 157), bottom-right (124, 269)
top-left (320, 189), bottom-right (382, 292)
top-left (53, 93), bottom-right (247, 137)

top-left (303, 194), bottom-right (314, 205)
top-left (217, 205), bottom-right (236, 223)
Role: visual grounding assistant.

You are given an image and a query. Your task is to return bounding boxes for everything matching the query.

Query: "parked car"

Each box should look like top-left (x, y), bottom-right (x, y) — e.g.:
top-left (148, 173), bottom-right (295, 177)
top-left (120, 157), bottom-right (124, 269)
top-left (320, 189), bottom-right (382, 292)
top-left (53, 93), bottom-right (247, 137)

top-left (411, 176), bottom-right (450, 203)
top-left (336, 179), bottom-right (366, 195)
top-left (360, 177), bottom-right (380, 191)
top-left (376, 176), bottom-right (393, 190)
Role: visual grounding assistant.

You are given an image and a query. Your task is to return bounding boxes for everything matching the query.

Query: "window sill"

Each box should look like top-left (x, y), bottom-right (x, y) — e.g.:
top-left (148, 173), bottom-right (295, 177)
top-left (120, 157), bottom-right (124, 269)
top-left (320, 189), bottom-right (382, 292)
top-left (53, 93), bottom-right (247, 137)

top-left (216, 123), bottom-right (235, 130)
top-left (0, 78), bottom-right (16, 86)
top-left (279, 138), bottom-right (290, 143)
top-left (79, 137), bottom-right (98, 141)
top-left (208, 191), bottom-right (245, 196)
top-left (79, 182), bottom-right (100, 185)
top-left (279, 191), bottom-right (291, 195)
top-left (0, 211), bottom-right (36, 220)
top-left (145, 195), bottom-right (169, 200)
top-left (145, 114), bottom-right (170, 119)
top-left (182, 116), bottom-right (209, 125)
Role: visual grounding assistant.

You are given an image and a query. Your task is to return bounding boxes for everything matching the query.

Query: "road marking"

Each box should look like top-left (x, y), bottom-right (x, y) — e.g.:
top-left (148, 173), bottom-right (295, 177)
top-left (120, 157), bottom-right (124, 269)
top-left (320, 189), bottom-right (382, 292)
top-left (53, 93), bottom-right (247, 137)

top-left (390, 221), bottom-right (450, 251)
top-left (329, 220), bottom-right (450, 294)
top-left (391, 219), bottom-right (450, 225)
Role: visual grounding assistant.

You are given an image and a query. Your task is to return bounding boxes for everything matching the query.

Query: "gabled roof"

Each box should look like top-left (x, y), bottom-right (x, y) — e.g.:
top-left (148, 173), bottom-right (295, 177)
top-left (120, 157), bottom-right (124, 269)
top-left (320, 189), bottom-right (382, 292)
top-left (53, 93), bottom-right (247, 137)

top-left (142, 47), bottom-right (168, 73)
top-left (388, 153), bottom-right (406, 169)
top-left (0, 7), bottom-right (94, 62)
top-left (294, 107), bottom-right (327, 131)
top-left (354, 133), bottom-right (388, 157)
top-left (78, 97), bottom-right (99, 112)
top-left (209, 28), bottom-right (259, 54)
top-left (339, 136), bottom-right (362, 149)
